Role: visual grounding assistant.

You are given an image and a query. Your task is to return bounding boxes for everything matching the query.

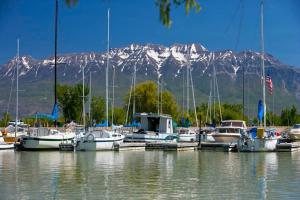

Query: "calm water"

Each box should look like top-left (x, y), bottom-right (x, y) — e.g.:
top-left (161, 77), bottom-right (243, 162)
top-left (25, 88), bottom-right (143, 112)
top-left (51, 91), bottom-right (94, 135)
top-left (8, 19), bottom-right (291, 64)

top-left (0, 150), bottom-right (300, 200)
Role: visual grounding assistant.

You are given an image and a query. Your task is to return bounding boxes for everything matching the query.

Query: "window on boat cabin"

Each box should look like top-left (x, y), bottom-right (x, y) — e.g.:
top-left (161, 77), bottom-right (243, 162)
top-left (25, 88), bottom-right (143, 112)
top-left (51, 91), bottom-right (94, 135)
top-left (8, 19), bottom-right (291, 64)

top-left (221, 121), bottom-right (231, 127)
top-left (232, 122), bottom-right (243, 127)
top-left (218, 128), bottom-right (240, 133)
top-left (293, 124), bottom-right (300, 129)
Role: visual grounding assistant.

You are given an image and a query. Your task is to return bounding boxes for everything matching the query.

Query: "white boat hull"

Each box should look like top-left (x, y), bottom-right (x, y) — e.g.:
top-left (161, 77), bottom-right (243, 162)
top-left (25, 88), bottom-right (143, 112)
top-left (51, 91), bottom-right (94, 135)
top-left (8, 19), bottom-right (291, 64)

top-left (178, 134), bottom-right (196, 142)
top-left (0, 142), bottom-right (14, 150)
top-left (21, 135), bottom-right (74, 150)
top-left (212, 133), bottom-right (240, 143)
top-left (124, 133), bottom-right (178, 142)
top-left (289, 133), bottom-right (300, 140)
top-left (238, 138), bottom-right (278, 152)
top-left (76, 137), bottom-right (124, 151)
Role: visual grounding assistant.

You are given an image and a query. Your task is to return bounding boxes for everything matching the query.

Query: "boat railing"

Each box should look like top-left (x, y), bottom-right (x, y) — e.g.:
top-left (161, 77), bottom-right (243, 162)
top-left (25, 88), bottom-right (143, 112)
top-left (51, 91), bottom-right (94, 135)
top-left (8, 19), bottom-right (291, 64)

top-left (28, 127), bottom-right (51, 137)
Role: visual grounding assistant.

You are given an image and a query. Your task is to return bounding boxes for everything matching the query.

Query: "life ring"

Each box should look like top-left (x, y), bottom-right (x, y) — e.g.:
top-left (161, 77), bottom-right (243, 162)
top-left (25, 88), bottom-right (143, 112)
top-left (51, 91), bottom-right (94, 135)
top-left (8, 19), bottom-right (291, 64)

top-left (86, 134), bottom-right (94, 142)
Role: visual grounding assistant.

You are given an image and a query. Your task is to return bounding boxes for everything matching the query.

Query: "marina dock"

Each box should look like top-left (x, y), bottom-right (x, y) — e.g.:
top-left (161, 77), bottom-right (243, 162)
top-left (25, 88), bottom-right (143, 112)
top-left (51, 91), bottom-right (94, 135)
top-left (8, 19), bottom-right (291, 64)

top-left (114, 142), bottom-right (146, 151)
top-left (145, 142), bottom-right (198, 151)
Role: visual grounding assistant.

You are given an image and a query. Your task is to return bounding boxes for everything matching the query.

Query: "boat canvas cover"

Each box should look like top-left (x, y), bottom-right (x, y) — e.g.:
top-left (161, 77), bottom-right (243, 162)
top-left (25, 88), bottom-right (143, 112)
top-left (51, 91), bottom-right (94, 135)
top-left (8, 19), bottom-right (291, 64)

top-left (34, 103), bottom-right (59, 121)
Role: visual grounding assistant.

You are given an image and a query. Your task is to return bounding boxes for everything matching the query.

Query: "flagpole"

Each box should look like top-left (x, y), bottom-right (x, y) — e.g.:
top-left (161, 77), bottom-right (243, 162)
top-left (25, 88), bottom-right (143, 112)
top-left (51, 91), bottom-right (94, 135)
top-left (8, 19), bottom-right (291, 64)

top-left (260, 0), bottom-right (266, 128)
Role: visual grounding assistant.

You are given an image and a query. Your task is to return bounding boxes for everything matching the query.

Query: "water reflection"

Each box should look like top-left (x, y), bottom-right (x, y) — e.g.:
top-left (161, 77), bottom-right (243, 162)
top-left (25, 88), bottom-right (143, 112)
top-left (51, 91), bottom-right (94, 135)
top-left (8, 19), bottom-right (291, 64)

top-left (1, 150), bottom-right (300, 199)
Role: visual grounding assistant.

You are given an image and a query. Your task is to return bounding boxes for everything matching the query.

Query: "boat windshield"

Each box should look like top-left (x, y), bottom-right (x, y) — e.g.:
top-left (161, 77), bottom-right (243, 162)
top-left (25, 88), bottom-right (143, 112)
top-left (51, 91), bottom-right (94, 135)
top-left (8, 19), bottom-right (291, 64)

top-left (221, 121), bottom-right (244, 127)
top-left (218, 128), bottom-right (240, 134)
top-left (293, 124), bottom-right (300, 129)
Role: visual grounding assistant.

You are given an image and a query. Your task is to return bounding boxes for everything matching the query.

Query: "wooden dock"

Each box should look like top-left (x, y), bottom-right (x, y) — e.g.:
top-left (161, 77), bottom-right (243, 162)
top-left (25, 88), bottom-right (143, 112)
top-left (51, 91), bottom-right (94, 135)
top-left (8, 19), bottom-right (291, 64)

top-left (145, 142), bottom-right (198, 151)
top-left (114, 142), bottom-right (146, 151)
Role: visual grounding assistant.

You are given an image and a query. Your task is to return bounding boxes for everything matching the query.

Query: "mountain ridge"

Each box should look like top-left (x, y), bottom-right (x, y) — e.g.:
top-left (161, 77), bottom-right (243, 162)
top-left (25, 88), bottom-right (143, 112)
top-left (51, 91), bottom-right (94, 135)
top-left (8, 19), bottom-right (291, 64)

top-left (0, 43), bottom-right (299, 117)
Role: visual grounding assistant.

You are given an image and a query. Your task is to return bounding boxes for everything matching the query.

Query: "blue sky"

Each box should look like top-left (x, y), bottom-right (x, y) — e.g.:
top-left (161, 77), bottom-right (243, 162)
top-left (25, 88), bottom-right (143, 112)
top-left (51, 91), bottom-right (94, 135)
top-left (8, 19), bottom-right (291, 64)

top-left (1, 0), bottom-right (300, 66)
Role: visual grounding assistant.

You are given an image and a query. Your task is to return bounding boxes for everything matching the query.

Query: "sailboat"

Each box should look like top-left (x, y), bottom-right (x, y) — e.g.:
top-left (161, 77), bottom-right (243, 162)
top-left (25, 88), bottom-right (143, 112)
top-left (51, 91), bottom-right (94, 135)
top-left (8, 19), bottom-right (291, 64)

top-left (0, 39), bottom-right (28, 149)
top-left (18, 0), bottom-right (75, 150)
top-left (237, 0), bottom-right (279, 152)
top-left (177, 47), bottom-right (199, 142)
top-left (76, 9), bottom-right (124, 151)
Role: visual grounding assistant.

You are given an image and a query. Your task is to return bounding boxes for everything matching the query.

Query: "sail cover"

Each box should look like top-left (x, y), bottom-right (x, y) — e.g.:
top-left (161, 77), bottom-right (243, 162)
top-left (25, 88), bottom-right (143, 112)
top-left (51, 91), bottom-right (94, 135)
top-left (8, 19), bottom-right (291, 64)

top-left (34, 103), bottom-right (59, 121)
top-left (257, 100), bottom-right (264, 122)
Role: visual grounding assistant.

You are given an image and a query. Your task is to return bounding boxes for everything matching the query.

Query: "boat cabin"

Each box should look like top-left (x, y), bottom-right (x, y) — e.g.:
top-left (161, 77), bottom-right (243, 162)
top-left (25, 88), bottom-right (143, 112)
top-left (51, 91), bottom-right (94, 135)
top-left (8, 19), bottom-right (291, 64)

top-left (221, 120), bottom-right (247, 129)
top-left (134, 113), bottom-right (174, 134)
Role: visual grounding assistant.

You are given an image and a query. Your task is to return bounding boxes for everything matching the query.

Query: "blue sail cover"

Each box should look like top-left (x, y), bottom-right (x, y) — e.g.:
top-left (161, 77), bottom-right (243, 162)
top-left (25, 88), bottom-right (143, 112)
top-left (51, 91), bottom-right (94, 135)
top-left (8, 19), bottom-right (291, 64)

top-left (124, 120), bottom-right (141, 127)
top-left (34, 103), bottom-right (59, 121)
top-left (95, 120), bottom-right (109, 127)
top-left (257, 100), bottom-right (264, 122)
top-left (181, 117), bottom-right (191, 128)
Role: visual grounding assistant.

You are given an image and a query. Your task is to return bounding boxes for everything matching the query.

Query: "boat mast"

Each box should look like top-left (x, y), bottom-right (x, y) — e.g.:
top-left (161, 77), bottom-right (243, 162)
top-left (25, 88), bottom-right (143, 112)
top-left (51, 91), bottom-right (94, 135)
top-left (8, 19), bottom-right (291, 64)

top-left (106, 9), bottom-right (110, 127)
top-left (54, 0), bottom-right (58, 127)
top-left (157, 71), bottom-right (160, 115)
top-left (15, 39), bottom-right (19, 142)
top-left (89, 71), bottom-right (92, 124)
top-left (132, 67), bottom-right (135, 116)
top-left (186, 52), bottom-right (190, 114)
top-left (260, 0), bottom-right (266, 128)
top-left (82, 58), bottom-right (86, 128)
top-left (112, 66), bottom-right (115, 126)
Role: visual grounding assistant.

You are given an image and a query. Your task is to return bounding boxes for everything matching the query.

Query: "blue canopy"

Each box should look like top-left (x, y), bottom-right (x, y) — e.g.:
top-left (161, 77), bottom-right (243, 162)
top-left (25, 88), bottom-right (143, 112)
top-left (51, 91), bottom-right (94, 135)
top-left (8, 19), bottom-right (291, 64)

top-left (124, 120), bottom-right (141, 127)
top-left (34, 103), bottom-right (59, 121)
top-left (257, 100), bottom-right (264, 122)
top-left (95, 120), bottom-right (109, 127)
top-left (181, 117), bottom-right (191, 128)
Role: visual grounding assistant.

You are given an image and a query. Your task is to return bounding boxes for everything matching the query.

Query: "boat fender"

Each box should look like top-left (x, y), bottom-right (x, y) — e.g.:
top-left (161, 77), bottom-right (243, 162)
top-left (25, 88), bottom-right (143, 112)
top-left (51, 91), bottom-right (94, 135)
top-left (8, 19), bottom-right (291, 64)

top-left (86, 134), bottom-right (94, 142)
top-left (1, 129), bottom-right (8, 136)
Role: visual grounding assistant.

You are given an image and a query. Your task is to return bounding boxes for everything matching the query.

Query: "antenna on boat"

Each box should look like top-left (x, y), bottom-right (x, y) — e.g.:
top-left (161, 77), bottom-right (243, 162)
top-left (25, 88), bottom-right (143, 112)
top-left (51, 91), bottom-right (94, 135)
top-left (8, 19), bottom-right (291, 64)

top-left (260, 0), bottom-right (266, 128)
top-left (15, 38), bottom-right (20, 144)
top-left (54, 0), bottom-right (58, 127)
top-left (106, 8), bottom-right (110, 127)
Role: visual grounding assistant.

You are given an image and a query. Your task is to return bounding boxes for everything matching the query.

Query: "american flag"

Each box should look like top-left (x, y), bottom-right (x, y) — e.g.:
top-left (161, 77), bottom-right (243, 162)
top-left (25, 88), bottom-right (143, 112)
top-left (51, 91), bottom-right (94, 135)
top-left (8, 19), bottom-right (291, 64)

top-left (265, 74), bottom-right (273, 95)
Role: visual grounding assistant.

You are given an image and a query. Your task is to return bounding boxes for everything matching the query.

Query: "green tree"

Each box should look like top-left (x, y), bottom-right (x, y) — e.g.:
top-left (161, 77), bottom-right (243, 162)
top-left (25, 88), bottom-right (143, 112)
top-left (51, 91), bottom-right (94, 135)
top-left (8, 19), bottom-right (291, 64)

top-left (91, 96), bottom-right (105, 124)
top-left (0, 112), bottom-right (11, 127)
top-left (110, 107), bottom-right (126, 125)
top-left (57, 83), bottom-right (89, 123)
top-left (125, 81), bottom-right (179, 119)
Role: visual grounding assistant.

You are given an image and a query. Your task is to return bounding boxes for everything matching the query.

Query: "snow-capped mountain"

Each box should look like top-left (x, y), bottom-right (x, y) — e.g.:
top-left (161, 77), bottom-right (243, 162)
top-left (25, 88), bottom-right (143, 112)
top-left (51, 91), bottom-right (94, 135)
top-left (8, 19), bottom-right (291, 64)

top-left (0, 43), bottom-right (299, 116)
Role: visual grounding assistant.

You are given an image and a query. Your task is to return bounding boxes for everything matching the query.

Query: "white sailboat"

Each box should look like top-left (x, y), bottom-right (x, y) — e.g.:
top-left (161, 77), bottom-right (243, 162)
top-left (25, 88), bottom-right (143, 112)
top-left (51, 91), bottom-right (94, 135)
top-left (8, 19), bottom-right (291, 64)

top-left (237, 0), bottom-right (279, 152)
top-left (0, 39), bottom-right (24, 150)
top-left (18, 0), bottom-right (75, 150)
top-left (178, 47), bottom-right (199, 142)
top-left (76, 9), bottom-right (124, 151)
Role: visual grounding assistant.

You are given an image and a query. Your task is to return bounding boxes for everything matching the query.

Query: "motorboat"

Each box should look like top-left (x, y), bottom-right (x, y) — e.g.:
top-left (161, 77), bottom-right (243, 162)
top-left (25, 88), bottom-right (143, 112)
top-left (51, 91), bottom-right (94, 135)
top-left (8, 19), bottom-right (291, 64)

top-left (124, 113), bottom-right (178, 142)
top-left (212, 120), bottom-right (247, 143)
top-left (75, 128), bottom-right (124, 151)
top-left (177, 127), bottom-right (197, 142)
top-left (288, 124), bottom-right (300, 140)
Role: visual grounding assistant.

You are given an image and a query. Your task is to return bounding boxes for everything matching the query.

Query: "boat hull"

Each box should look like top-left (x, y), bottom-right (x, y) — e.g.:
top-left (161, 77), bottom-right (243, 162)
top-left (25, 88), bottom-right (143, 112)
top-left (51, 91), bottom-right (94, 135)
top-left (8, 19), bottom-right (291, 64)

top-left (21, 135), bottom-right (74, 150)
top-left (212, 134), bottom-right (240, 143)
top-left (76, 137), bottom-right (123, 151)
top-left (0, 142), bottom-right (14, 150)
top-left (178, 134), bottom-right (196, 142)
top-left (289, 133), bottom-right (300, 141)
top-left (238, 138), bottom-right (278, 152)
top-left (124, 133), bottom-right (178, 143)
